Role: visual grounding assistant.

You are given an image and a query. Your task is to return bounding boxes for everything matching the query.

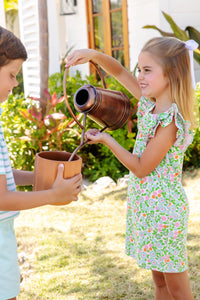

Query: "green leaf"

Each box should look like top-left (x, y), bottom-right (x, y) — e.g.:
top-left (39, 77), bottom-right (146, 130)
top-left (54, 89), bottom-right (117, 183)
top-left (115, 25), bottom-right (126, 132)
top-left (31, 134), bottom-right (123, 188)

top-left (185, 26), bottom-right (200, 46)
top-left (142, 25), bottom-right (175, 37)
top-left (162, 11), bottom-right (188, 41)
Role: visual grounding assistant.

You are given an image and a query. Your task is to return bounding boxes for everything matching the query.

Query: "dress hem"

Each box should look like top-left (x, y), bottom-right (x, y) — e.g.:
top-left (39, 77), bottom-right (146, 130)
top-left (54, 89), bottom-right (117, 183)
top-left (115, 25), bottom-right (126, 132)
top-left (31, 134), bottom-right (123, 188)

top-left (125, 252), bottom-right (188, 273)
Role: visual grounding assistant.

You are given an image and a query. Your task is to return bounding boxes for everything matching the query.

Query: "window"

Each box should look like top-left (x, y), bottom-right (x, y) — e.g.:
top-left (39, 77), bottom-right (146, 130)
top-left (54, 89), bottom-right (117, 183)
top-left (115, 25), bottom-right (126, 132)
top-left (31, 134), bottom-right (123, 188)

top-left (86, 0), bottom-right (129, 72)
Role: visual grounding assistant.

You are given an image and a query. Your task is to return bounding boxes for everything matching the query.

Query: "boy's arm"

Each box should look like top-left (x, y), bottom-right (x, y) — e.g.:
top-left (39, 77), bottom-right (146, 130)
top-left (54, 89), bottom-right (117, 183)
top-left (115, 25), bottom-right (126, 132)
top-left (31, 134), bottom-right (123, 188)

top-left (0, 165), bottom-right (82, 210)
top-left (12, 169), bottom-right (34, 186)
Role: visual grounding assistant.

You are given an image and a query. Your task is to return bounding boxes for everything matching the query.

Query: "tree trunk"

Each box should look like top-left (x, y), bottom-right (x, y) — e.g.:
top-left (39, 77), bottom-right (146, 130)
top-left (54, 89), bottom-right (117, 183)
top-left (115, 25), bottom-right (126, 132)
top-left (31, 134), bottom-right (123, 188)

top-left (38, 0), bottom-right (49, 116)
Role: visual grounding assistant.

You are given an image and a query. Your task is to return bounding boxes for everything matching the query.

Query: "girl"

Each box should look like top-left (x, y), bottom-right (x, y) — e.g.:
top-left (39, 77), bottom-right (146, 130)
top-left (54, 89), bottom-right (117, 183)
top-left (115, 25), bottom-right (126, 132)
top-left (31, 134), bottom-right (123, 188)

top-left (66, 37), bottom-right (198, 299)
top-left (0, 26), bottom-right (82, 300)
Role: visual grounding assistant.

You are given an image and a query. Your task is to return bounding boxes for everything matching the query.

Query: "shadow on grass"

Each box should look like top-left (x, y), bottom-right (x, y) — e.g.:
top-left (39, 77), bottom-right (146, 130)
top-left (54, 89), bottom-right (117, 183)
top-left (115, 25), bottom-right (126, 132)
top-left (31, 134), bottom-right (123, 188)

top-left (49, 240), bottom-right (154, 299)
top-left (17, 184), bottom-right (200, 300)
top-left (18, 225), bottom-right (154, 299)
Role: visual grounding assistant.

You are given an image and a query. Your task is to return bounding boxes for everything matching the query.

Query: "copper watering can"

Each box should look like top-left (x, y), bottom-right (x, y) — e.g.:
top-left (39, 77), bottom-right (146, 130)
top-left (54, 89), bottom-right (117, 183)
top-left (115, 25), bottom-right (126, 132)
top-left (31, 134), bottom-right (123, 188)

top-left (64, 61), bottom-right (131, 161)
top-left (33, 61), bottom-right (131, 191)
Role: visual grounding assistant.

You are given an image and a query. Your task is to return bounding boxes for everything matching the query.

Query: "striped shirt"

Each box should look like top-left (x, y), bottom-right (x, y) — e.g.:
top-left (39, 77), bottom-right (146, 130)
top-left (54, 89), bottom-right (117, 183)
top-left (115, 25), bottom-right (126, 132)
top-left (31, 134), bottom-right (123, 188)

top-left (0, 107), bottom-right (19, 222)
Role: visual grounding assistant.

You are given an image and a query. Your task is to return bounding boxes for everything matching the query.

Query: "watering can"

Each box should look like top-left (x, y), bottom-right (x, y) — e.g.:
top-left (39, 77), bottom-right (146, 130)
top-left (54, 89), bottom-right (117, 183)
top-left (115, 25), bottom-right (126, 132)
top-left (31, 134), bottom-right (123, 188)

top-left (64, 61), bottom-right (131, 160)
top-left (33, 61), bottom-right (131, 191)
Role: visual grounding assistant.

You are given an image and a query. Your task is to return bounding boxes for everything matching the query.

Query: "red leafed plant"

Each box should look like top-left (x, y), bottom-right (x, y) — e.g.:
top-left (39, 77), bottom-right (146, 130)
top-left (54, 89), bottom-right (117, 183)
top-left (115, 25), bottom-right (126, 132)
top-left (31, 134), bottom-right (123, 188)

top-left (19, 89), bottom-right (82, 152)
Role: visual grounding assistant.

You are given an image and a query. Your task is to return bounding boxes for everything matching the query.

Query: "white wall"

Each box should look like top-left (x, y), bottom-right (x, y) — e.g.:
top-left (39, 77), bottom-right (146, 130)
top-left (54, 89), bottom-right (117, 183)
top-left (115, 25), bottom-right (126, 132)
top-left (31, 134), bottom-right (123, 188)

top-left (47, 0), bottom-right (60, 75)
top-left (55, 0), bottom-right (89, 77)
top-left (128, 0), bottom-right (200, 82)
top-left (128, 0), bottom-right (160, 71)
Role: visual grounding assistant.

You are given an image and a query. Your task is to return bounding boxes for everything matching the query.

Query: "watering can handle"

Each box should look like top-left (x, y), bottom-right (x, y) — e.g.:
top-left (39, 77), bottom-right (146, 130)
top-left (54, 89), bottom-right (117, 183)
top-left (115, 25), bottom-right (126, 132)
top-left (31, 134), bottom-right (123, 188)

top-left (63, 60), bottom-right (107, 130)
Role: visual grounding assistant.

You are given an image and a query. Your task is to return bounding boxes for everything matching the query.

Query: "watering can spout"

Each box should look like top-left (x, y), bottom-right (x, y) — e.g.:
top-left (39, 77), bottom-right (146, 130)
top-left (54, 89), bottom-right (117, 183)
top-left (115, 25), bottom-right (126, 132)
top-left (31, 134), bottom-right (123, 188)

top-left (74, 84), bottom-right (131, 131)
top-left (74, 84), bottom-right (96, 112)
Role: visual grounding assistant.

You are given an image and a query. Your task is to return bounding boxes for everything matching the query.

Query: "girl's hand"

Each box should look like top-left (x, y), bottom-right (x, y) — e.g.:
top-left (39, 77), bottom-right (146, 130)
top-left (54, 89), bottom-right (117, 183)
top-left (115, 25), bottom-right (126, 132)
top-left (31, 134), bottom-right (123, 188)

top-left (52, 164), bottom-right (82, 205)
top-left (65, 49), bottom-right (95, 68)
top-left (85, 129), bottom-right (110, 144)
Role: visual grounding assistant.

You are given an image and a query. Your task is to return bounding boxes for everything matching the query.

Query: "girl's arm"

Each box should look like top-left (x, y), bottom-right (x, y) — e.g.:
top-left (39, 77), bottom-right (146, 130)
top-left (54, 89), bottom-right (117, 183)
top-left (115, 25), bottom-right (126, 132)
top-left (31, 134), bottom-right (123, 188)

top-left (85, 121), bottom-right (177, 178)
top-left (0, 165), bottom-right (82, 210)
top-left (66, 49), bottom-right (142, 100)
top-left (12, 169), bottom-right (34, 186)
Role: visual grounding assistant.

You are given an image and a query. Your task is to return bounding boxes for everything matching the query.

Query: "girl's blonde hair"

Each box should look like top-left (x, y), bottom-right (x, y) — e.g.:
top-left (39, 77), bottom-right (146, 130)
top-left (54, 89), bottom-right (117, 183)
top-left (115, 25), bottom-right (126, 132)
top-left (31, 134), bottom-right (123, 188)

top-left (141, 37), bottom-right (195, 128)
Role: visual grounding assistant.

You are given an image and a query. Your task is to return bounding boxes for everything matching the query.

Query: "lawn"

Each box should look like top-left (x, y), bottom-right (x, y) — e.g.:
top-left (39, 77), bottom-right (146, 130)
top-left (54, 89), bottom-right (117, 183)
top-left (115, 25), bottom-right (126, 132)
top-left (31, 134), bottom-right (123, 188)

top-left (16, 170), bottom-right (200, 299)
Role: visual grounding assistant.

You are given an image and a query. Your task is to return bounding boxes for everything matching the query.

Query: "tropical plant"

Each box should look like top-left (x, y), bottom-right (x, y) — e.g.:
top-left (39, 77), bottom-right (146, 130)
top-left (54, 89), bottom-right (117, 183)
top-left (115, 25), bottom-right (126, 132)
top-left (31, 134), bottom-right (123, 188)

top-left (143, 11), bottom-right (200, 64)
top-left (19, 89), bottom-right (81, 152)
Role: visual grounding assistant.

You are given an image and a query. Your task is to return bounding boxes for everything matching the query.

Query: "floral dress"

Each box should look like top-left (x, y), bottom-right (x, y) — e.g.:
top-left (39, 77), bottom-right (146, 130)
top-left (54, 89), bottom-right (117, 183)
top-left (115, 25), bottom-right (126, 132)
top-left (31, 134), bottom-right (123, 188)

top-left (125, 97), bottom-right (193, 273)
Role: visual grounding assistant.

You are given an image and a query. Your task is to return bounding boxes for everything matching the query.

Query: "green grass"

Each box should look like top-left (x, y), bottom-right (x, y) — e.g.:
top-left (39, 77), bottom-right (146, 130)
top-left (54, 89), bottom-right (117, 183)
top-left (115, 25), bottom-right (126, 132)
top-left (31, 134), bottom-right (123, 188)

top-left (16, 179), bottom-right (200, 299)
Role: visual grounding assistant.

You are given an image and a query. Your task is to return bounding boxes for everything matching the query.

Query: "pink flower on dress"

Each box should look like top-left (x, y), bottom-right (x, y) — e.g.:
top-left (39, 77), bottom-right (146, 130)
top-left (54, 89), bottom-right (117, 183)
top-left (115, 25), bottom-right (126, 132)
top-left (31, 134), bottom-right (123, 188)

top-left (175, 222), bottom-right (180, 228)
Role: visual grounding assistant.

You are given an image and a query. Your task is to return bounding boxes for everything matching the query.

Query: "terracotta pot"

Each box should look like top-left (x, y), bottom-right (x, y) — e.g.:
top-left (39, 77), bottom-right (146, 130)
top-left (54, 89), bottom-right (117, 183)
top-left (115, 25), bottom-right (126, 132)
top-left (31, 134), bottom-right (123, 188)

top-left (33, 151), bottom-right (82, 191)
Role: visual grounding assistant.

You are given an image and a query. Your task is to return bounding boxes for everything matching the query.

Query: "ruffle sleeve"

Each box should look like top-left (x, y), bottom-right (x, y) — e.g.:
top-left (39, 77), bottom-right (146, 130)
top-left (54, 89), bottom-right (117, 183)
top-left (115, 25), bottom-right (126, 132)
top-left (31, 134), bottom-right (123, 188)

top-left (142, 103), bottom-right (193, 152)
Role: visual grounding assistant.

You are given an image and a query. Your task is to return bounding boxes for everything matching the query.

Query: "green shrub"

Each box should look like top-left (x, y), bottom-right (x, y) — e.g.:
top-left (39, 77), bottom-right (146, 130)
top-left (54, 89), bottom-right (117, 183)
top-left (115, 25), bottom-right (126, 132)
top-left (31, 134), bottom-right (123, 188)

top-left (1, 95), bottom-right (36, 171)
top-left (12, 68), bottom-right (24, 95)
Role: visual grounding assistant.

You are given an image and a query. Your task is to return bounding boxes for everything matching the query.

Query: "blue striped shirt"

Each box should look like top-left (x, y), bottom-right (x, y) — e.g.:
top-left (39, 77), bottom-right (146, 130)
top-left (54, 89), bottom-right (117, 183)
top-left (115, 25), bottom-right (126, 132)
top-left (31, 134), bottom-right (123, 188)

top-left (0, 107), bottom-right (19, 221)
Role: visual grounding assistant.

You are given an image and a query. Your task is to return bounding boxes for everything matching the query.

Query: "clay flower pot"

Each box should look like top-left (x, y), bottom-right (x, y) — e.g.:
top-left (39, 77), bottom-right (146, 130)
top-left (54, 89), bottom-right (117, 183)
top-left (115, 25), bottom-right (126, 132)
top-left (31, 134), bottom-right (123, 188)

top-left (33, 151), bottom-right (82, 191)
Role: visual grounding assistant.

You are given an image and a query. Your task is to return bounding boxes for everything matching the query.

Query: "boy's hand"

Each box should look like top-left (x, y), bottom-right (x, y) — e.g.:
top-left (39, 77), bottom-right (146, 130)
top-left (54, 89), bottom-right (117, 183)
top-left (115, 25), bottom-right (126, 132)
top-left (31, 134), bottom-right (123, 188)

top-left (52, 164), bottom-right (82, 205)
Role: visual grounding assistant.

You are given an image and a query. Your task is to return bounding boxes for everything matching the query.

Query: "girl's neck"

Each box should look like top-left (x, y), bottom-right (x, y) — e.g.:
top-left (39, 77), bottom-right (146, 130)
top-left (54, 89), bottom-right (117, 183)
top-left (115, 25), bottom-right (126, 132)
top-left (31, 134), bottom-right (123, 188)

top-left (152, 97), bottom-right (172, 114)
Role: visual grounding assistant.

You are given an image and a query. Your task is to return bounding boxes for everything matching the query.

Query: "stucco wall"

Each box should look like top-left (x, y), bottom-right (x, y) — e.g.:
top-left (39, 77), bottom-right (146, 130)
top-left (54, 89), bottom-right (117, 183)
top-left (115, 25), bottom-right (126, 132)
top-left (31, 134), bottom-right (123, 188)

top-left (54, 0), bottom-right (89, 77)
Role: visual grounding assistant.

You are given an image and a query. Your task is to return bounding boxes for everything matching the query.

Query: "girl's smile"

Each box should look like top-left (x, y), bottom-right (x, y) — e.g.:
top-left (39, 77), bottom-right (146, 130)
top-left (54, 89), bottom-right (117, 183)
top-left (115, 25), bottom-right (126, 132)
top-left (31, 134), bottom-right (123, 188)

top-left (137, 51), bottom-right (170, 103)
